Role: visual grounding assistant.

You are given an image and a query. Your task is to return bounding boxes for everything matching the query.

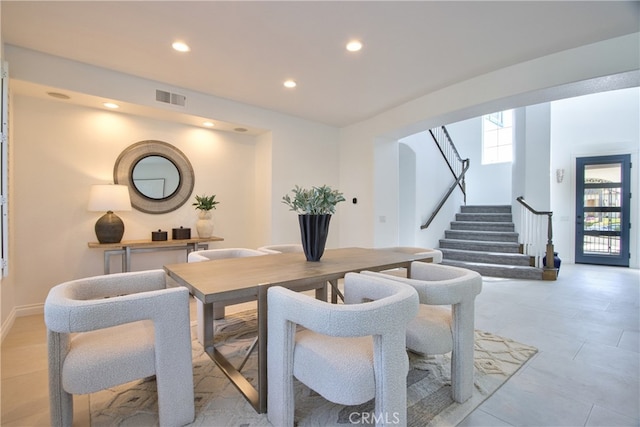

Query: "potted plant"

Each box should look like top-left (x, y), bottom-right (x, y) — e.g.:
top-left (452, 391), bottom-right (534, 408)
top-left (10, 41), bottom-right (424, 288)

top-left (282, 185), bottom-right (345, 261)
top-left (193, 194), bottom-right (219, 238)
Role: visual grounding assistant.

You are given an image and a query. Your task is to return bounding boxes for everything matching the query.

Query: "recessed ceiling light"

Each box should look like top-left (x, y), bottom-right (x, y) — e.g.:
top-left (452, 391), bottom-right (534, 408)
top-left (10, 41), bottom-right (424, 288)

top-left (346, 40), bottom-right (363, 52)
top-left (283, 80), bottom-right (297, 88)
top-left (103, 102), bottom-right (119, 109)
top-left (234, 127), bottom-right (248, 133)
top-left (203, 121), bottom-right (215, 127)
top-left (172, 41), bottom-right (191, 52)
top-left (47, 92), bottom-right (70, 100)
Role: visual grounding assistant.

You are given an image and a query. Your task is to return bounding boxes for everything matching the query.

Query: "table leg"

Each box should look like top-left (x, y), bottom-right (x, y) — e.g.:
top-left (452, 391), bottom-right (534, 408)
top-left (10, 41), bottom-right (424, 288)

top-left (104, 251), bottom-right (110, 275)
top-left (329, 279), bottom-right (343, 303)
top-left (201, 295), bottom-right (264, 413)
top-left (124, 247), bottom-right (132, 272)
top-left (257, 285), bottom-right (268, 413)
top-left (315, 281), bottom-right (328, 301)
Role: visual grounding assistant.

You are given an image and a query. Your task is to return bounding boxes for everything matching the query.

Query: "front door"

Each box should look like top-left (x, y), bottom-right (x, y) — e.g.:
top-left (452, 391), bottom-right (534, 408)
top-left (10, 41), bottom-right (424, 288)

top-left (575, 154), bottom-right (631, 266)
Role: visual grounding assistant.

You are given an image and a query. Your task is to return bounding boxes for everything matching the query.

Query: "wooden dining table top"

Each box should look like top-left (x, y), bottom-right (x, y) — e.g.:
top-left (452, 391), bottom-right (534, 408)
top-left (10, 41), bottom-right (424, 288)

top-left (163, 247), bottom-right (429, 304)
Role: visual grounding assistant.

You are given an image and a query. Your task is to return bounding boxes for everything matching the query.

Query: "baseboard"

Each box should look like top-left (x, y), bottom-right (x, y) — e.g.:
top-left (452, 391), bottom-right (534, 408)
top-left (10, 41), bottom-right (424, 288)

top-left (0, 303), bottom-right (44, 344)
top-left (0, 307), bottom-right (16, 343)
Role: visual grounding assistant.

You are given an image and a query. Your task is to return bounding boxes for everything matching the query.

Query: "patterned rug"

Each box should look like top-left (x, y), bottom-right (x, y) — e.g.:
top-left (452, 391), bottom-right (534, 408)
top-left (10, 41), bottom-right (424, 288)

top-left (89, 310), bottom-right (537, 426)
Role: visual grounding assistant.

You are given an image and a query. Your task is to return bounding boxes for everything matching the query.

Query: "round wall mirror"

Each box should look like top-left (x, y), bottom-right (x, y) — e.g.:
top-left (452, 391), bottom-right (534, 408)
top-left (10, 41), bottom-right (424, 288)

top-left (114, 140), bottom-right (194, 214)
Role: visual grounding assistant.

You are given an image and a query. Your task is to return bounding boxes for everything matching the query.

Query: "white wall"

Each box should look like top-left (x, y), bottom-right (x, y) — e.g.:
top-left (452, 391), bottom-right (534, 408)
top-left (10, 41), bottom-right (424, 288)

top-left (446, 118), bottom-right (512, 205)
top-left (9, 95), bottom-right (260, 308)
top-left (337, 34), bottom-right (639, 248)
top-left (2, 47), bottom-right (340, 325)
top-left (399, 131), bottom-right (462, 249)
top-left (550, 87), bottom-right (639, 267)
top-left (1, 33), bottom-right (638, 331)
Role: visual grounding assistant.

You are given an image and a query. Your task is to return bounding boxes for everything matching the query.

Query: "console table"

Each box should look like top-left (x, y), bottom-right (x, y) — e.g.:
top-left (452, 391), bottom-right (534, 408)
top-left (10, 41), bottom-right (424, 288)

top-left (88, 236), bottom-right (224, 274)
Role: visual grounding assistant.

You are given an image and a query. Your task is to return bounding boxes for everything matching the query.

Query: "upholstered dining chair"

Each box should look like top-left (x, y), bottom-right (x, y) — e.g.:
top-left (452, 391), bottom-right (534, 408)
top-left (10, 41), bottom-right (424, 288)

top-left (44, 269), bottom-right (194, 427)
top-left (257, 243), bottom-right (304, 254)
top-left (384, 246), bottom-right (443, 263)
top-left (363, 262), bottom-right (482, 403)
top-left (187, 247), bottom-right (265, 343)
top-left (267, 272), bottom-right (419, 426)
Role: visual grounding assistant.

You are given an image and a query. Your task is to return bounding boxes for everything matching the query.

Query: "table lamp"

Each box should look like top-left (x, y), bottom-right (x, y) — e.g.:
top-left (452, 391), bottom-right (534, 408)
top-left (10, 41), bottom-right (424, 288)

top-left (88, 184), bottom-right (132, 243)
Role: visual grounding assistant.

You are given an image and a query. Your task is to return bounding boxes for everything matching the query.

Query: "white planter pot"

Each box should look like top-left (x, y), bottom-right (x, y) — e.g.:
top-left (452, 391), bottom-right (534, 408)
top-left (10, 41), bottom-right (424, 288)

top-left (196, 211), bottom-right (214, 238)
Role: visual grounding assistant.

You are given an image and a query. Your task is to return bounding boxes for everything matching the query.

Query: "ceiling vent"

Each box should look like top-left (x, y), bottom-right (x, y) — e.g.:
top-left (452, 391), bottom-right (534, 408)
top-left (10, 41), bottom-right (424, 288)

top-left (156, 89), bottom-right (186, 107)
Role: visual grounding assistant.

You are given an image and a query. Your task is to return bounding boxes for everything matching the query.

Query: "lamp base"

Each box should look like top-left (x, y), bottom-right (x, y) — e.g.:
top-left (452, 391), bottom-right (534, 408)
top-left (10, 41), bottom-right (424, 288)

top-left (95, 211), bottom-right (125, 243)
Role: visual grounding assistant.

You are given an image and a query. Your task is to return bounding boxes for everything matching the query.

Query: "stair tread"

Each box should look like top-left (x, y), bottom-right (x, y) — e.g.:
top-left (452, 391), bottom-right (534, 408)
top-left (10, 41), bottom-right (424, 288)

top-left (441, 204), bottom-right (545, 280)
top-left (445, 260), bottom-right (539, 270)
top-left (440, 238), bottom-right (520, 246)
top-left (440, 248), bottom-right (529, 258)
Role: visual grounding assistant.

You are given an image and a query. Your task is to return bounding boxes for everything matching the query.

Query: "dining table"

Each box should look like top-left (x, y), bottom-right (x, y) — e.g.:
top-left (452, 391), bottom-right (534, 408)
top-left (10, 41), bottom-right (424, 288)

top-left (163, 247), bottom-right (432, 413)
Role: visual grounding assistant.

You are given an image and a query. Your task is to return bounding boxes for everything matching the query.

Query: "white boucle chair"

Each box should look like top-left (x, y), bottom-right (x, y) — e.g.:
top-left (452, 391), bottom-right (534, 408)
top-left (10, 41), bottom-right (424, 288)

top-left (187, 248), bottom-right (265, 343)
top-left (257, 243), bottom-right (303, 254)
top-left (44, 269), bottom-right (194, 427)
top-left (385, 246), bottom-right (443, 263)
top-left (363, 262), bottom-right (482, 403)
top-left (267, 272), bottom-right (419, 427)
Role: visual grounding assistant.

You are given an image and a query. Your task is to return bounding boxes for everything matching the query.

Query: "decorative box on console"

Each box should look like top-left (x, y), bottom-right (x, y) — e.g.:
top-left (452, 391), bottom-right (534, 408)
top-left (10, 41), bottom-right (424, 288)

top-left (151, 230), bottom-right (168, 241)
top-left (172, 227), bottom-right (191, 240)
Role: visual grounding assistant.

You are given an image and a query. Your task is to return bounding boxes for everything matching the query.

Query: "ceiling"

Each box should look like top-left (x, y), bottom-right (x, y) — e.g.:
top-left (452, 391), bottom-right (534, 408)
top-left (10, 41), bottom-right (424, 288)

top-left (2, 1), bottom-right (639, 128)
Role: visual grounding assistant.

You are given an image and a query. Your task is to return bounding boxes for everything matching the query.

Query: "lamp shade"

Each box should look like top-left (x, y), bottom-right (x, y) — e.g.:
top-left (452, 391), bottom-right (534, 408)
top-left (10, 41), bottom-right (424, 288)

top-left (88, 184), bottom-right (132, 212)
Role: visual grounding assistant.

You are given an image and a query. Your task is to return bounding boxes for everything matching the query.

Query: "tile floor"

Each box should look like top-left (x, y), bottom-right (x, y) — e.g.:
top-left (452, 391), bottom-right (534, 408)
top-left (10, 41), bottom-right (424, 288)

top-left (1, 263), bottom-right (638, 426)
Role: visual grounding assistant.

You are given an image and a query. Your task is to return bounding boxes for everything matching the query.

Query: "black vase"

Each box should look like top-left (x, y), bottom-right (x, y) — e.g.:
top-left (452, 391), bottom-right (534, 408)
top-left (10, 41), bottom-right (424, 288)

top-left (298, 214), bottom-right (331, 262)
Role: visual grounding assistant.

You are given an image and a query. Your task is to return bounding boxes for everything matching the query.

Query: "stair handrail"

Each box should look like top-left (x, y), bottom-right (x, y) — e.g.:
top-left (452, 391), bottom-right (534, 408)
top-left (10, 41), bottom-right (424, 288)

top-left (421, 159), bottom-right (470, 230)
top-left (516, 196), bottom-right (555, 270)
top-left (421, 126), bottom-right (470, 230)
top-left (428, 126), bottom-right (467, 197)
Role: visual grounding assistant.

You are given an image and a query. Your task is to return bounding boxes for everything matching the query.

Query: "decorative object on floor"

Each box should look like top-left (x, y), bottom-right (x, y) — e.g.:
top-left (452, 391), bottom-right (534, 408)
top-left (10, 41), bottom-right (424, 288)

top-left (46, 270), bottom-right (194, 427)
top-left (543, 251), bottom-right (562, 274)
top-left (172, 226), bottom-right (191, 240)
top-left (89, 310), bottom-right (537, 426)
top-left (193, 194), bottom-right (219, 238)
top-left (87, 184), bottom-right (132, 243)
top-left (151, 229), bottom-right (167, 241)
top-left (282, 185), bottom-right (345, 261)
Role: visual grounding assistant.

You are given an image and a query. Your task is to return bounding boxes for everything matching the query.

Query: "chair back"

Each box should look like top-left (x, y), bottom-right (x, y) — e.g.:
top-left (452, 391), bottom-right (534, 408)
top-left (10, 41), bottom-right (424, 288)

top-left (188, 247), bottom-right (265, 262)
top-left (267, 273), bottom-right (419, 426)
top-left (257, 244), bottom-right (303, 254)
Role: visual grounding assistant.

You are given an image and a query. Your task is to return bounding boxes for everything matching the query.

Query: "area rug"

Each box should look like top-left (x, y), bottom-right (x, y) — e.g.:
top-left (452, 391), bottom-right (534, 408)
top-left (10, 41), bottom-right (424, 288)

top-left (89, 310), bottom-right (537, 426)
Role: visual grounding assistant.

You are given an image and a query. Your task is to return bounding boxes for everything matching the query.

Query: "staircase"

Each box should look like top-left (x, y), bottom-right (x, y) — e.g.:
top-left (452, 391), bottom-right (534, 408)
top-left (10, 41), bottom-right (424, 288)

top-left (439, 205), bottom-right (544, 280)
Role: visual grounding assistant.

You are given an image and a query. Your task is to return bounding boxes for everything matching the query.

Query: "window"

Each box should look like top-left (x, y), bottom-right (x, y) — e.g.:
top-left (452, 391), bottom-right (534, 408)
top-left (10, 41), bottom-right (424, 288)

top-left (482, 109), bottom-right (513, 164)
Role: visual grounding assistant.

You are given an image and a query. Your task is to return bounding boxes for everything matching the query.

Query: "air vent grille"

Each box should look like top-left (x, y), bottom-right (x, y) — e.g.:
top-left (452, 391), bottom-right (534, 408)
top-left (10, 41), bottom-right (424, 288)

top-left (156, 89), bottom-right (186, 107)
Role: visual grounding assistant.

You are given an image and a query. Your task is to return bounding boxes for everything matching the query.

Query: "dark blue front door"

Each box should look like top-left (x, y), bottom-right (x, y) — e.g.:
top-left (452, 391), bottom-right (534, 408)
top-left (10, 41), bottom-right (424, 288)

top-left (575, 154), bottom-right (631, 267)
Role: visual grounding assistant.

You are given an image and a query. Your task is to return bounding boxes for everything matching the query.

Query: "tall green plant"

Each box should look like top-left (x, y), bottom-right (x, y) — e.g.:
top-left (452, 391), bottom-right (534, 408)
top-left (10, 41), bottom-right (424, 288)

top-left (282, 185), bottom-right (345, 215)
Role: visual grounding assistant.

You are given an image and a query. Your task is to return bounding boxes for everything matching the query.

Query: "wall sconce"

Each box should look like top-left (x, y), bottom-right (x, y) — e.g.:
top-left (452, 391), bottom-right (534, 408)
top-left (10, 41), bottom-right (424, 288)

top-left (88, 184), bottom-right (132, 243)
top-left (556, 168), bottom-right (565, 183)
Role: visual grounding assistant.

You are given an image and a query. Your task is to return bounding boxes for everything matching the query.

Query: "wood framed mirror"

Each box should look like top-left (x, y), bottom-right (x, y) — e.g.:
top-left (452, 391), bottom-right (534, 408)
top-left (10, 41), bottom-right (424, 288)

top-left (114, 140), bottom-right (194, 214)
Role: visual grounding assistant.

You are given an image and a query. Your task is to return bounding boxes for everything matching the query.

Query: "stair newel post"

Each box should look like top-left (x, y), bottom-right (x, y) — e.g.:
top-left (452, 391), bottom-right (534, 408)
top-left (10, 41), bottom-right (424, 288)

top-left (545, 213), bottom-right (554, 269)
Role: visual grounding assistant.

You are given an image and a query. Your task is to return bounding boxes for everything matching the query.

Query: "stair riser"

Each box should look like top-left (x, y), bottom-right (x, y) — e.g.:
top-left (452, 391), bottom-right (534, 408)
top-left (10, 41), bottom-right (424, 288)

top-left (439, 239), bottom-right (521, 253)
top-left (450, 221), bottom-right (515, 232)
top-left (461, 205), bottom-right (512, 214)
top-left (440, 250), bottom-right (532, 266)
top-left (445, 230), bottom-right (518, 243)
top-left (456, 213), bottom-right (513, 222)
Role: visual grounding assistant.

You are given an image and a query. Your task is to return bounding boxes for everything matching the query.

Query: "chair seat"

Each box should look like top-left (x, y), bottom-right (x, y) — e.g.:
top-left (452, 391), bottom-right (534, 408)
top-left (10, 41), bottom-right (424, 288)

top-left (293, 330), bottom-right (375, 405)
top-left (406, 305), bottom-right (452, 355)
top-left (63, 321), bottom-right (156, 394)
